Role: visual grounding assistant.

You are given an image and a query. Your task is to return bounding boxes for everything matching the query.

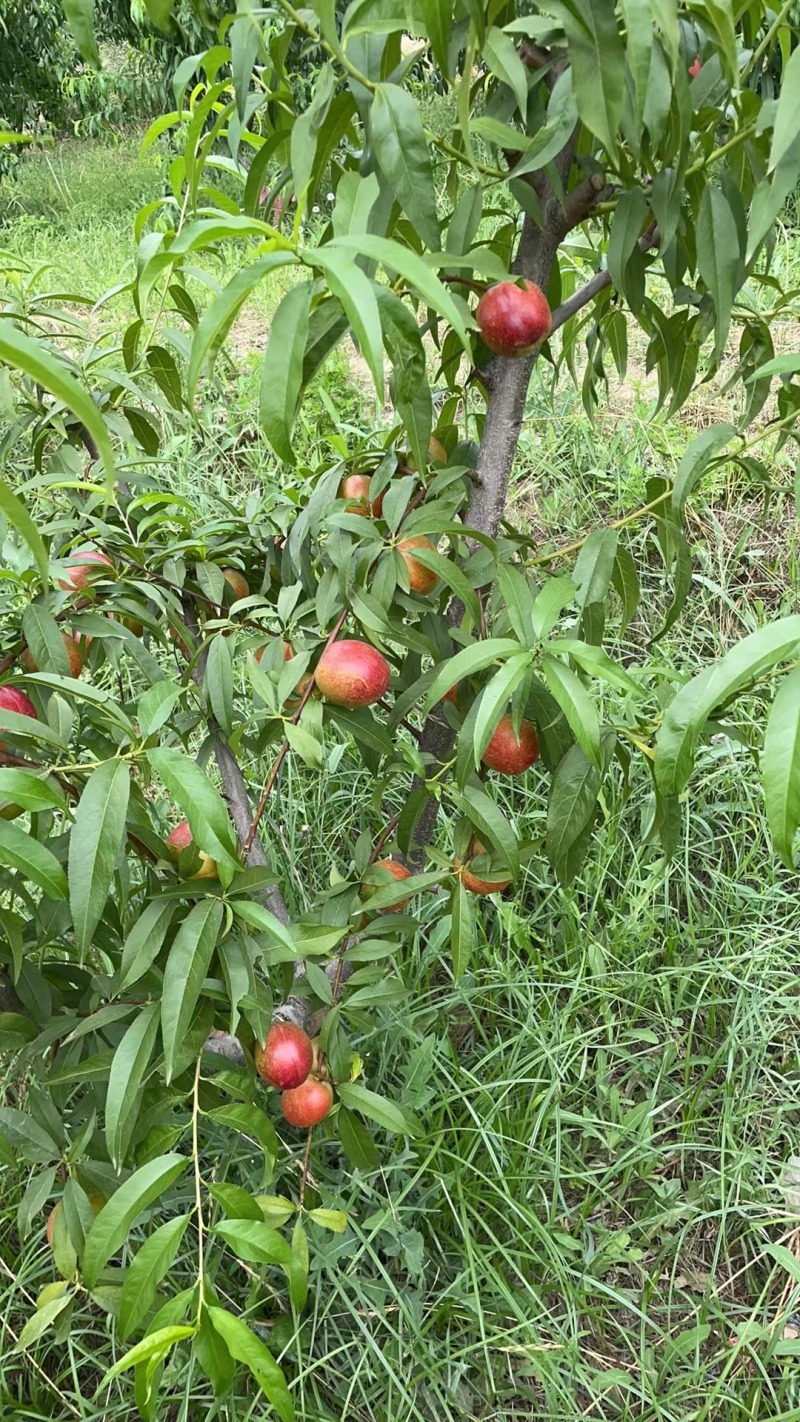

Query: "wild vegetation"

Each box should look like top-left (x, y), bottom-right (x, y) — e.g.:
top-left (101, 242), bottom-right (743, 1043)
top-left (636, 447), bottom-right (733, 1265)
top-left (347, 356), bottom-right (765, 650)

top-left (3, 4), bottom-right (800, 1420)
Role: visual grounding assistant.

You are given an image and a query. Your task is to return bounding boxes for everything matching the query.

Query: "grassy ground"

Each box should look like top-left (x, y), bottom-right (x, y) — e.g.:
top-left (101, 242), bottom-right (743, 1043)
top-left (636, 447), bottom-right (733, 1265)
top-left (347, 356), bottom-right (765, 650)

top-left (2, 137), bottom-right (800, 1421)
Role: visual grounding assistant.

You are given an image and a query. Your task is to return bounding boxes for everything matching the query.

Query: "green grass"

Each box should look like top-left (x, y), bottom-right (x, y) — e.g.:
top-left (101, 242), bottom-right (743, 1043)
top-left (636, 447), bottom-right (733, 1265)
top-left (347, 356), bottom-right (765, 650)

top-left (3, 136), bottom-right (800, 1422)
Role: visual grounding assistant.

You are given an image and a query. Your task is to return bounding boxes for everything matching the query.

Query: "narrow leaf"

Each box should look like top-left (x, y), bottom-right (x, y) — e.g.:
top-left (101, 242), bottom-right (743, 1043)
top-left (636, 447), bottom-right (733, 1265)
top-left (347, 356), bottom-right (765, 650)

top-left (82, 1155), bottom-right (188, 1288)
top-left (161, 900), bottom-right (223, 1083)
top-left (763, 667), bottom-right (800, 868)
top-left (69, 759), bottom-right (130, 955)
top-left (106, 1003), bottom-right (160, 1169)
top-left (118, 1216), bottom-right (190, 1340)
top-left (260, 283), bottom-right (312, 464)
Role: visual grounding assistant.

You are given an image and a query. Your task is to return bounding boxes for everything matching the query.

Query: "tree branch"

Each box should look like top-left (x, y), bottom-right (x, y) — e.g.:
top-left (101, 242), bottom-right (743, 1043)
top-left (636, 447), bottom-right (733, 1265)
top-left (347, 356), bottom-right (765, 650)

top-left (549, 223), bottom-right (660, 335)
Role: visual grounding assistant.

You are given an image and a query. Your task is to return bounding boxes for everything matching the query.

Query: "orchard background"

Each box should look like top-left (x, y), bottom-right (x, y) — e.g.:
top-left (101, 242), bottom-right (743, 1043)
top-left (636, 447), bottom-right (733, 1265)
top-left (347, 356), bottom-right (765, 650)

top-left (4, 1), bottom-right (800, 1418)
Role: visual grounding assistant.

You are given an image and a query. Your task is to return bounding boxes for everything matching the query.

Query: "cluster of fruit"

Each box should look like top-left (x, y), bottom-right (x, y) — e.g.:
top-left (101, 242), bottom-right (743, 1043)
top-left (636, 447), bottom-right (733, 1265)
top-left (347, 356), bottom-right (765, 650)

top-left (254, 1022), bottom-right (333, 1128)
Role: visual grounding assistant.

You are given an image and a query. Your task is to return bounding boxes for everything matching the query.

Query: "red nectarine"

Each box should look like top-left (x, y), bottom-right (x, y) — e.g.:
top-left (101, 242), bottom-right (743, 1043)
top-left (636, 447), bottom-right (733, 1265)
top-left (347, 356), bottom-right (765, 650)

top-left (281, 1077), bottom-right (333, 1128)
top-left (315, 640), bottom-right (390, 708)
top-left (481, 714), bottom-right (538, 775)
top-left (476, 280), bottom-right (551, 357)
top-left (255, 1023), bottom-right (313, 1090)
top-left (398, 536), bottom-right (438, 595)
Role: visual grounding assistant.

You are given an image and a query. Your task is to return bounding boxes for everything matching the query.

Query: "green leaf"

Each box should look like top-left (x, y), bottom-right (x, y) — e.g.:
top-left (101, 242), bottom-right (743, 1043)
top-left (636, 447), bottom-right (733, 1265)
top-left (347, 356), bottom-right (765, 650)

top-left (770, 45), bottom-right (800, 172)
top-left (572, 529), bottom-right (618, 611)
top-left (655, 617), bottom-right (800, 797)
top-left (370, 84), bottom-right (438, 249)
top-left (142, 0), bottom-right (175, 30)
top-left (311, 248), bottom-right (383, 393)
top-left (0, 329), bottom-right (114, 482)
top-left (496, 564), bottom-right (534, 647)
top-left (419, 0), bottom-right (451, 75)
top-left (403, 544), bottom-right (481, 625)
top-left (762, 666), bottom-right (800, 869)
top-left (530, 575), bottom-right (575, 641)
top-left (308, 1208), bottom-right (348, 1233)
top-left (620, 0), bottom-right (653, 128)
top-left (0, 1108), bottom-right (60, 1163)
top-left (697, 185), bottom-right (742, 361)
top-left (290, 1216), bottom-right (309, 1312)
top-left (260, 283), bottom-right (312, 464)
top-left (448, 879), bottom-right (473, 982)
top-left (208, 1103), bottom-right (279, 1172)
top-left (0, 481), bottom-right (49, 586)
top-left (337, 1082), bottom-right (420, 1136)
top-left (483, 25), bottom-right (528, 115)
top-left (423, 639), bottom-right (521, 712)
top-left (161, 899), bottom-right (224, 1083)
top-left (451, 783), bottom-right (519, 876)
top-left (98, 1325), bottom-right (195, 1385)
top-left (16, 1292), bottom-right (73, 1350)
top-left (206, 634), bottom-right (233, 736)
top-left (62, 0), bottom-right (99, 66)
top-left (550, 640), bottom-right (640, 695)
top-left (546, 743), bottom-right (602, 885)
top-left (291, 62), bottom-right (335, 200)
top-left (559, 0), bottom-right (625, 156)
top-left (690, 0), bottom-right (737, 86)
top-left (672, 423), bottom-right (735, 515)
top-left (195, 1307), bottom-right (234, 1396)
top-left (117, 900), bottom-right (176, 992)
top-left (188, 254), bottom-right (295, 402)
top-left (83, 1154), bottom-right (188, 1288)
top-left (214, 1219), bottom-right (292, 1268)
top-left (472, 656), bottom-right (531, 766)
top-left (329, 235), bottom-right (471, 351)
top-left (22, 605), bottom-right (71, 676)
top-left (106, 1003), bottom-right (160, 1170)
top-left (208, 1308), bottom-right (294, 1422)
top-left (69, 759), bottom-right (130, 955)
top-left (147, 748), bottom-right (239, 870)
top-left (208, 1183), bottom-right (264, 1221)
top-left (607, 189), bottom-right (648, 314)
top-left (118, 1216), bottom-right (190, 1340)
top-left (507, 68), bottom-right (578, 179)
top-left (337, 1106), bottom-right (380, 1169)
top-left (0, 819), bottom-right (67, 899)
top-left (611, 545), bottom-right (640, 633)
top-left (540, 656), bottom-right (602, 769)
top-left (137, 682), bottom-right (182, 738)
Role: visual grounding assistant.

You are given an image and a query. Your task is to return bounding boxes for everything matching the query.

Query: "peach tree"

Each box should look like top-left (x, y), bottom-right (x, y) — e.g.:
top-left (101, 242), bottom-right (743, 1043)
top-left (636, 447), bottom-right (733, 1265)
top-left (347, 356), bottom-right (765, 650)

top-left (2, 0), bottom-right (800, 1413)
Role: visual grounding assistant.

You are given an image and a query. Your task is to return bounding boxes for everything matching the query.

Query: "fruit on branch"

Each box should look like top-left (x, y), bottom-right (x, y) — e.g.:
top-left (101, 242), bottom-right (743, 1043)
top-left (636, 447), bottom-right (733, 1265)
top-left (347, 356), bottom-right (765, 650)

top-left (481, 714), bottom-right (539, 774)
top-left (442, 684), bottom-right (459, 707)
top-left (406, 435), bottom-right (447, 471)
top-left (397, 535), bottom-right (439, 595)
top-left (165, 819), bottom-right (218, 878)
top-left (281, 1077), bottom-right (334, 1128)
top-left (0, 685), bottom-right (38, 751)
top-left (255, 1022), bottom-right (314, 1090)
top-left (339, 473), bottom-right (385, 518)
top-left (363, 858), bottom-right (413, 910)
top-left (476, 280), bottom-right (552, 357)
top-left (460, 838), bottom-right (512, 895)
top-left (58, 548), bottom-right (114, 591)
top-left (21, 632), bottom-right (83, 678)
top-left (688, 54), bottom-right (702, 77)
top-left (222, 568), bottom-right (249, 601)
top-left (315, 639), bottom-right (390, 708)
